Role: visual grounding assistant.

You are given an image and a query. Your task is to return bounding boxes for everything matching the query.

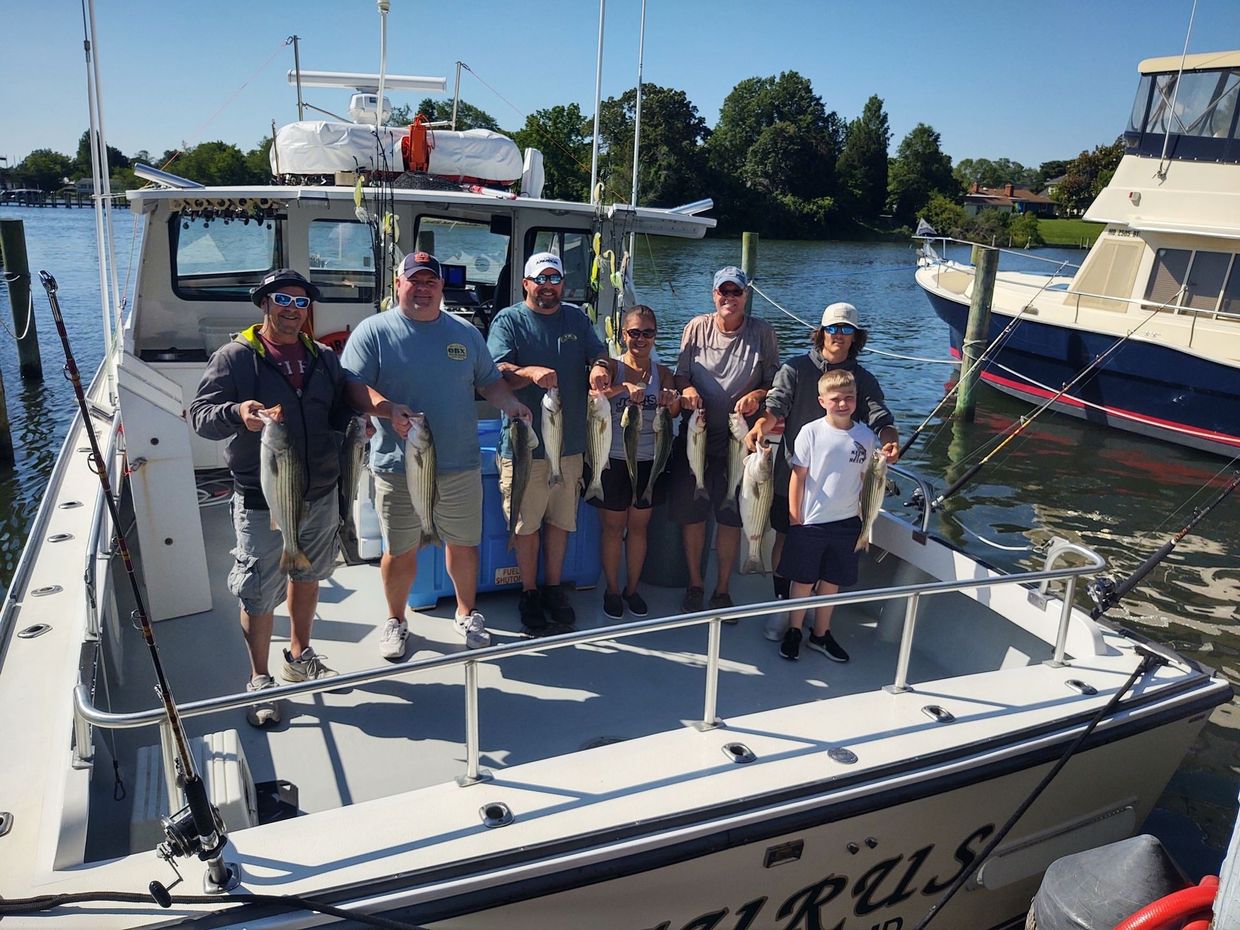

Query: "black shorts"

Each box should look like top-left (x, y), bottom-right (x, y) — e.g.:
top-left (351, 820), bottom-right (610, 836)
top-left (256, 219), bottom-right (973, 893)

top-left (776, 517), bottom-right (863, 587)
top-left (584, 457), bottom-right (668, 512)
top-left (665, 433), bottom-right (743, 528)
top-left (770, 493), bottom-right (790, 534)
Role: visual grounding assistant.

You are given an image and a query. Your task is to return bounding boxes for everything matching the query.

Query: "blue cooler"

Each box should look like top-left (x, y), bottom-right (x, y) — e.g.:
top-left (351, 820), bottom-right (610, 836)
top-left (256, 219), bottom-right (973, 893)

top-left (408, 419), bottom-right (602, 610)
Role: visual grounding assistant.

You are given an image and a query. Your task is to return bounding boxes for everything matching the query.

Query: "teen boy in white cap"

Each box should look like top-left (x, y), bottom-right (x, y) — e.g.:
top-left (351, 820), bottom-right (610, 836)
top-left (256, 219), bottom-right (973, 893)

top-left (487, 252), bottom-right (611, 633)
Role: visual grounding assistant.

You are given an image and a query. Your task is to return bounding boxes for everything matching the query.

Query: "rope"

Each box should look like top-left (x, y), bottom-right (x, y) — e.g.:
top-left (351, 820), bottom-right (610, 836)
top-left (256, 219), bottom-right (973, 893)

top-left (944, 512), bottom-right (1033, 552)
top-left (748, 282), bottom-right (961, 366)
top-left (0, 275), bottom-right (37, 340)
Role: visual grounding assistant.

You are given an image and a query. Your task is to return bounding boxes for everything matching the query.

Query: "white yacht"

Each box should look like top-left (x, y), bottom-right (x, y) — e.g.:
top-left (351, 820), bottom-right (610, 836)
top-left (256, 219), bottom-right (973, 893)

top-left (0, 41), bottom-right (1231, 930)
top-left (916, 50), bottom-right (1240, 457)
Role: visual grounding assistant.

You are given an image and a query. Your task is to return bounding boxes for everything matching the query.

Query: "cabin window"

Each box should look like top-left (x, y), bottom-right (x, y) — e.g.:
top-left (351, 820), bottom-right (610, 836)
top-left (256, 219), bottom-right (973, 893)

top-left (1220, 259), bottom-right (1240, 317)
top-left (525, 229), bottom-right (593, 306)
top-left (1145, 70), bottom-right (1240, 139)
top-left (171, 214), bottom-right (283, 300)
top-left (308, 220), bottom-right (375, 303)
top-left (1068, 237), bottom-right (1142, 312)
top-left (414, 216), bottom-right (509, 286)
top-left (1144, 248), bottom-right (1192, 307)
top-left (1183, 251), bottom-right (1232, 312)
top-left (1127, 75), bottom-right (1152, 135)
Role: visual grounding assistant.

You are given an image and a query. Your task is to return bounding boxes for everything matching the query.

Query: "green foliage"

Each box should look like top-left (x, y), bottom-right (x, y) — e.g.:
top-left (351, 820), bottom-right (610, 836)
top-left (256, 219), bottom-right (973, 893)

top-left (410, 98), bottom-right (502, 132)
top-left (15, 149), bottom-right (74, 191)
top-left (922, 192), bottom-right (968, 238)
top-left (836, 95), bottom-right (891, 219)
top-left (1007, 211), bottom-right (1043, 247)
top-left (512, 103), bottom-right (591, 201)
top-left (952, 157), bottom-right (1038, 192)
top-left (1052, 137), bottom-right (1124, 215)
top-left (73, 130), bottom-right (129, 179)
top-left (245, 137), bottom-right (273, 181)
top-left (888, 123), bottom-right (955, 223)
top-left (172, 141), bottom-right (263, 186)
top-left (598, 83), bottom-right (711, 207)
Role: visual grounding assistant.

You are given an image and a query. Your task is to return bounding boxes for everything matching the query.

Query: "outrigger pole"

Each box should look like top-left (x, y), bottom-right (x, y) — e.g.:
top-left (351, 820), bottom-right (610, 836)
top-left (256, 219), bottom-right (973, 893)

top-left (1089, 468), bottom-right (1240, 619)
top-left (38, 272), bottom-right (237, 899)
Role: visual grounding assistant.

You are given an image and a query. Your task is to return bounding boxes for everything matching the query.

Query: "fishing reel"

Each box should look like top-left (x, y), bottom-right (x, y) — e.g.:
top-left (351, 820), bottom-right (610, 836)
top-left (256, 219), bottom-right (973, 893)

top-left (149, 777), bottom-right (239, 905)
top-left (1087, 574), bottom-right (1119, 618)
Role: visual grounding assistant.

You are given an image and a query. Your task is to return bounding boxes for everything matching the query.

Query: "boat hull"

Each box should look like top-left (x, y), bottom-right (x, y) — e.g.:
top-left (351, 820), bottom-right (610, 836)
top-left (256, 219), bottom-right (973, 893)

top-left (918, 286), bottom-right (1240, 457)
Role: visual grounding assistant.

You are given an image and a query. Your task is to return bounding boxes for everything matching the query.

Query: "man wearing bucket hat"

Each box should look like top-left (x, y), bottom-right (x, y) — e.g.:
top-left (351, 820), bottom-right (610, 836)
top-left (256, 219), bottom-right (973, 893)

top-left (190, 268), bottom-right (355, 726)
top-left (669, 266), bottom-right (781, 615)
top-left (487, 251), bottom-right (612, 633)
top-left (341, 252), bottom-right (530, 661)
top-left (745, 300), bottom-right (899, 642)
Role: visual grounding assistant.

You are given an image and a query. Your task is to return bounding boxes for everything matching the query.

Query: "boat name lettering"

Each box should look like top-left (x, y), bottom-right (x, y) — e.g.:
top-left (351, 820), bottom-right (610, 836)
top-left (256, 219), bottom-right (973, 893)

top-left (635, 823), bottom-right (994, 930)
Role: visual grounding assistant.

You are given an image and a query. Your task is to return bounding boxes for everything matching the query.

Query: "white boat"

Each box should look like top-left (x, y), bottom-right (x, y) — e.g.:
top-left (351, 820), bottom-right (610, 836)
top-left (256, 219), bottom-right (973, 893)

top-left (915, 50), bottom-right (1240, 458)
top-left (0, 35), bottom-right (1232, 930)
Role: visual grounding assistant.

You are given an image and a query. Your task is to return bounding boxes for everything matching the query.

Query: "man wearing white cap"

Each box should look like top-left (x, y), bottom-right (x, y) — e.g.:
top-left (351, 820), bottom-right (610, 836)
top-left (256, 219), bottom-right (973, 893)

top-left (670, 265), bottom-right (780, 614)
top-left (341, 252), bottom-right (530, 661)
top-left (488, 251), bottom-right (612, 632)
top-left (746, 300), bottom-right (899, 641)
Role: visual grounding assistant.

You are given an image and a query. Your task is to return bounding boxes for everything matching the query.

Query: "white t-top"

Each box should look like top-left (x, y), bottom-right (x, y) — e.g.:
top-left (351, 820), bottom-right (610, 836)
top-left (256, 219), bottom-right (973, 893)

top-left (789, 418), bottom-right (876, 525)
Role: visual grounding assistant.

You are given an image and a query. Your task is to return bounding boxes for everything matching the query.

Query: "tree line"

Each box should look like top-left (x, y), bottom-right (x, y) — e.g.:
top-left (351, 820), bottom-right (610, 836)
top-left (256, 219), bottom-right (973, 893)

top-left (1, 71), bottom-right (1123, 242)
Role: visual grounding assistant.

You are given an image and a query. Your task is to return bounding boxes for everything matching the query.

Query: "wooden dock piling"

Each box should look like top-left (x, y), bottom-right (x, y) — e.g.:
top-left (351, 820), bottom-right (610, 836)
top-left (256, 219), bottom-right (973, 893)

top-left (953, 244), bottom-right (997, 422)
top-left (0, 218), bottom-right (44, 381)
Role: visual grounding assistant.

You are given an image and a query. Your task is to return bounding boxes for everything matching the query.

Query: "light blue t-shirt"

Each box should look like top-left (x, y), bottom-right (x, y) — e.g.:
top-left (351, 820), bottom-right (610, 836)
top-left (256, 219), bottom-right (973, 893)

top-left (487, 301), bottom-right (605, 459)
top-left (340, 309), bottom-right (500, 474)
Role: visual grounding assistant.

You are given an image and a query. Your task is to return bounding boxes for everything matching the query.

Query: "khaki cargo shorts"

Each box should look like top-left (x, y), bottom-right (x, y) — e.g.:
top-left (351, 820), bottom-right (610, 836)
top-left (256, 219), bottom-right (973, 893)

top-left (373, 467), bottom-right (483, 556)
top-left (499, 453), bottom-right (583, 535)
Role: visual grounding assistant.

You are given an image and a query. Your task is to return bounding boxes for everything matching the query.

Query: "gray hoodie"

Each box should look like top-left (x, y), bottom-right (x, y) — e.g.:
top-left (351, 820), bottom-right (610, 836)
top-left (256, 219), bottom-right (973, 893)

top-left (763, 348), bottom-right (895, 495)
top-left (189, 324), bottom-right (353, 506)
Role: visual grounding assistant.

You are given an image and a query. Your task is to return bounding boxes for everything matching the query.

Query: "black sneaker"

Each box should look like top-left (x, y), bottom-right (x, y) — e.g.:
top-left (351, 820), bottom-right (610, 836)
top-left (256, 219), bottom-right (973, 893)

top-left (603, 591), bottom-right (625, 620)
top-left (682, 585), bottom-right (704, 612)
top-left (541, 584), bottom-right (577, 631)
top-left (519, 589), bottom-right (547, 633)
top-left (780, 627), bottom-right (802, 662)
top-left (709, 590), bottom-right (737, 623)
top-left (623, 590), bottom-right (649, 618)
top-left (807, 630), bottom-right (850, 663)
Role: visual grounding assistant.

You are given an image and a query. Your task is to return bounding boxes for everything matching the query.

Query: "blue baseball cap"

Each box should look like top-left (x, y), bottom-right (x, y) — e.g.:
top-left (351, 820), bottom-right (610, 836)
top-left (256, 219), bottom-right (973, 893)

top-left (713, 266), bottom-right (748, 290)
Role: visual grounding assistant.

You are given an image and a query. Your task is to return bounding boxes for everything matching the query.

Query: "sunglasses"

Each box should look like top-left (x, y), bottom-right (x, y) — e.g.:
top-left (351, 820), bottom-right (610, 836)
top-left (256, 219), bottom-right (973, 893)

top-left (270, 292), bottom-right (311, 309)
top-left (717, 286), bottom-right (745, 298)
top-left (823, 323), bottom-right (857, 335)
top-left (625, 328), bottom-right (656, 340)
top-left (529, 273), bottom-right (563, 286)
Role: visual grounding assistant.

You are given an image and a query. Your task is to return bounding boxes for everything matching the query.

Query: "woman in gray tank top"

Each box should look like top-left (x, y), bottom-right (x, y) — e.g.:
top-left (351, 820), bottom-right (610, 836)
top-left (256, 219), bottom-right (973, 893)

top-left (586, 306), bottom-right (681, 621)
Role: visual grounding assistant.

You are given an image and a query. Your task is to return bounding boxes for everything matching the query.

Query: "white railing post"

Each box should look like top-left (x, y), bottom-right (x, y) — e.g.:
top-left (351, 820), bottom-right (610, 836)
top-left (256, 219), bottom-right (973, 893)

top-left (885, 593), bottom-right (921, 694)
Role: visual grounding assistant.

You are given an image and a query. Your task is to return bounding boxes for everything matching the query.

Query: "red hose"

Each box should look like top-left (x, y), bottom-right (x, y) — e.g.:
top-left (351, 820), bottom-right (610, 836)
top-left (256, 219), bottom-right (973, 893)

top-left (1112, 875), bottom-right (1218, 930)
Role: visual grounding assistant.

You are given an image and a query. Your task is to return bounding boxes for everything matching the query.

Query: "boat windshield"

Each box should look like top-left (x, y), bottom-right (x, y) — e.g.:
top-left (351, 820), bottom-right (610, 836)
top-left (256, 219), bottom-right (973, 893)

top-left (1126, 68), bottom-right (1240, 162)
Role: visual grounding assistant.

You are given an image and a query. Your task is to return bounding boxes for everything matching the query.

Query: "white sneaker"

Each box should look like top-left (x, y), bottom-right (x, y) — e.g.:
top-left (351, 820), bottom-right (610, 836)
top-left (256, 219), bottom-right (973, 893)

top-left (454, 610), bottom-right (491, 649)
top-left (245, 674), bottom-right (281, 727)
top-left (379, 616), bottom-right (409, 660)
top-left (763, 611), bottom-right (790, 642)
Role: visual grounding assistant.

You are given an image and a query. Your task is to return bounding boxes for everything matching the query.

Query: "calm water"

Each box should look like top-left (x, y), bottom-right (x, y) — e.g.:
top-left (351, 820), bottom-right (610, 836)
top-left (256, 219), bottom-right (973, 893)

top-left (1, 206), bottom-right (1236, 863)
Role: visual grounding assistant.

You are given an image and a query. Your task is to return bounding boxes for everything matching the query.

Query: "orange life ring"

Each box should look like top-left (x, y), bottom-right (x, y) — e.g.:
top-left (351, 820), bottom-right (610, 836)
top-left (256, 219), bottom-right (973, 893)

top-left (1112, 875), bottom-right (1217, 930)
top-left (319, 330), bottom-right (351, 354)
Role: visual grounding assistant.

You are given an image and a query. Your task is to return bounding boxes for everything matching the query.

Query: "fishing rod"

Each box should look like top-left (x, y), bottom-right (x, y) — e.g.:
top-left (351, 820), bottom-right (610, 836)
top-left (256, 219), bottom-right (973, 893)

top-left (38, 272), bottom-right (237, 899)
top-left (1089, 468), bottom-right (1240, 620)
top-left (929, 288), bottom-right (1186, 511)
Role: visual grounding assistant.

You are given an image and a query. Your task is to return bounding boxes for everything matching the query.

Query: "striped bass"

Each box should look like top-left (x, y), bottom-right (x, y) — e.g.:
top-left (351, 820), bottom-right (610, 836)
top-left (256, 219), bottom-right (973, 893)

top-left (506, 417), bottom-right (539, 549)
top-left (686, 408), bottom-right (708, 500)
top-left (584, 393), bottom-right (612, 502)
top-left (621, 402), bottom-right (642, 503)
top-left (339, 415), bottom-right (368, 538)
top-left (739, 442), bottom-right (775, 573)
top-left (403, 414), bottom-right (438, 548)
top-left (855, 448), bottom-right (889, 552)
top-left (638, 405), bottom-right (673, 508)
top-left (541, 387), bottom-right (565, 487)
top-left (722, 411), bottom-right (749, 514)
top-left (257, 406), bottom-right (311, 573)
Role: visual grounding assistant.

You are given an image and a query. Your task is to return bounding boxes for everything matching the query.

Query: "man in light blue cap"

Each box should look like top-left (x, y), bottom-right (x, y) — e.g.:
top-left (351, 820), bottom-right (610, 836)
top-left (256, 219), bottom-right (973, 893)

top-left (669, 265), bottom-right (780, 614)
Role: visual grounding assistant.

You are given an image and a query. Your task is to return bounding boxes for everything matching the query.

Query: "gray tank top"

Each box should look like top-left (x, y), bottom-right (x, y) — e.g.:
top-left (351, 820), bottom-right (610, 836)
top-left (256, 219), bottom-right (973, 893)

top-left (608, 359), bottom-right (660, 462)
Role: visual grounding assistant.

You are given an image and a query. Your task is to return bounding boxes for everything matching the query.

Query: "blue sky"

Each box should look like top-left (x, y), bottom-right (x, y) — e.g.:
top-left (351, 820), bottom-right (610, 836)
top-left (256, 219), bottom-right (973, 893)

top-left (3, 0), bottom-right (1239, 170)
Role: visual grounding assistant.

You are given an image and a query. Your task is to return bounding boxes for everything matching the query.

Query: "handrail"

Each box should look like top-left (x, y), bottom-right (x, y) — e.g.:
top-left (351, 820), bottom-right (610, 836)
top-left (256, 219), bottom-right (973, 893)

top-left (918, 235), bottom-right (1084, 272)
top-left (73, 546), bottom-right (1107, 789)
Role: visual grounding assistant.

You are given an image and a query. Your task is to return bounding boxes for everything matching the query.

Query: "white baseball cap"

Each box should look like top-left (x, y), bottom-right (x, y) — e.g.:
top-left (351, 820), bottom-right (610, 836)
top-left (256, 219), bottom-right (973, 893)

top-left (820, 302), bottom-right (859, 327)
top-left (523, 252), bottom-right (564, 278)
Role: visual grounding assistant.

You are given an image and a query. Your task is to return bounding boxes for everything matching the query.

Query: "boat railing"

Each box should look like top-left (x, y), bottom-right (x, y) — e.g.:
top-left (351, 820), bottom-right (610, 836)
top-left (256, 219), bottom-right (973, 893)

top-left (917, 235), bottom-right (1082, 278)
top-left (72, 543), bottom-right (1107, 806)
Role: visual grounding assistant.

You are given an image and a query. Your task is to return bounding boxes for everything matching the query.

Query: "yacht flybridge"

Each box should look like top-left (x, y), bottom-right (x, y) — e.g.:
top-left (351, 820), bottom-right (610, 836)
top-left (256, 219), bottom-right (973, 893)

top-left (916, 50), bottom-right (1240, 456)
top-left (0, 39), bottom-right (1231, 930)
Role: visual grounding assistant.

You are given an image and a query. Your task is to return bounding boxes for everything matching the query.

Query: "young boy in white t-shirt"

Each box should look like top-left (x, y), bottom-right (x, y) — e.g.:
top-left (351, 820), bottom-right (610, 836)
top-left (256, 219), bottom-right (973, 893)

top-left (777, 369), bottom-right (875, 662)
